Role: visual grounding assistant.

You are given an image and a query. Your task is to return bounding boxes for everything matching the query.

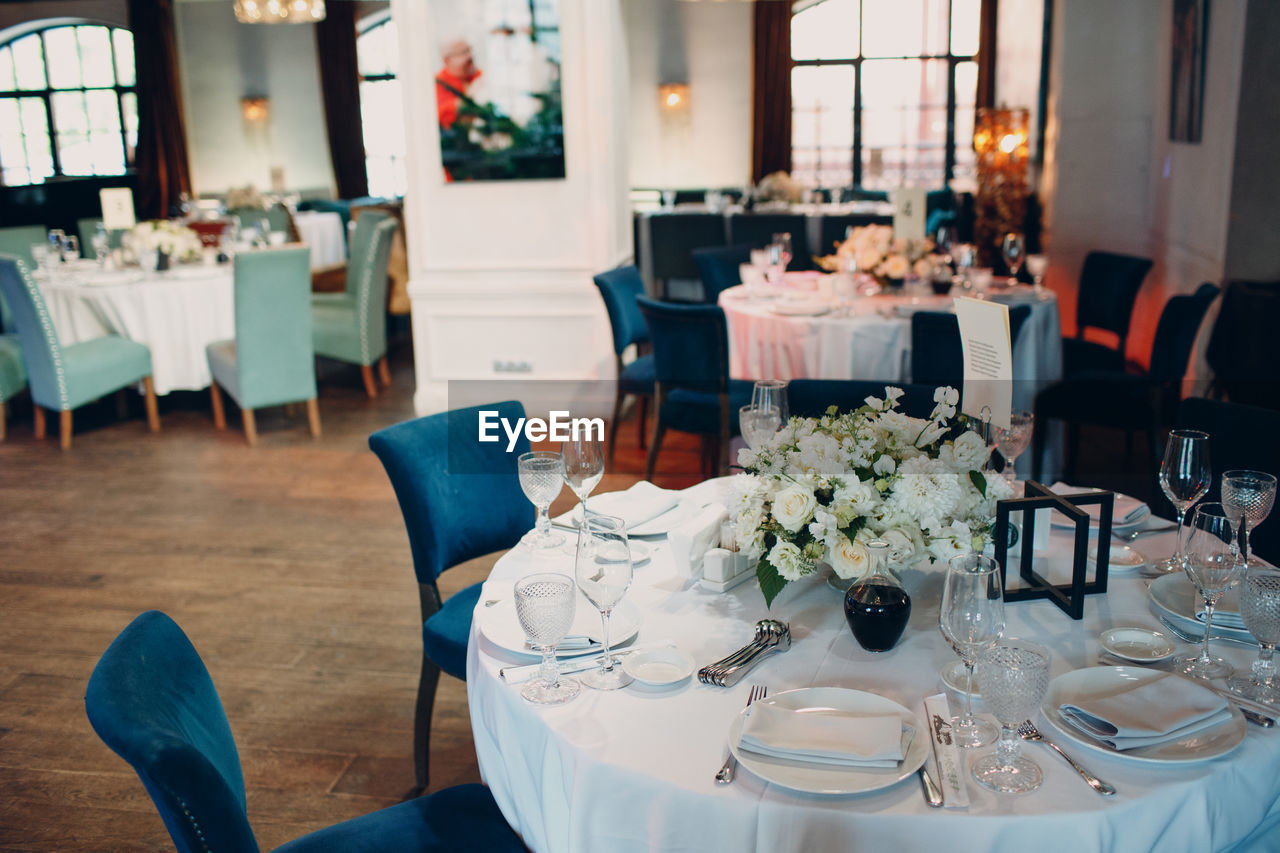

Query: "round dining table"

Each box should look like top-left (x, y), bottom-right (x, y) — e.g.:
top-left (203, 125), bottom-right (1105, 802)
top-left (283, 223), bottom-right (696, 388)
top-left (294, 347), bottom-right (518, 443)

top-left (468, 477), bottom-right (1280, 853)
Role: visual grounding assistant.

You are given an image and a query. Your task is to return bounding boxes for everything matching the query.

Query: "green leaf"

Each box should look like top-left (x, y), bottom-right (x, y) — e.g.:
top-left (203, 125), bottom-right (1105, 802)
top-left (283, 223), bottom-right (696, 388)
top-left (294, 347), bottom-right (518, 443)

top-left (970, 470), bottom-right (987, 498)
top-left (838, 516), bottom-right (867, 542)
top-left (757, 556), bottom-right (788, 608)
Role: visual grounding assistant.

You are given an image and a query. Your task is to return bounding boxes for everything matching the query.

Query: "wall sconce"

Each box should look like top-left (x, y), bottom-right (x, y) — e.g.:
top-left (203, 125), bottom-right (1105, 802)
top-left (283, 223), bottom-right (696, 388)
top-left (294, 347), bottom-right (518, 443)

top-left (241, 97), bottom-right (270, 124)
top-left (659, 83), bottom-right (690, 114)
top-left (973, 106), bottom-right (1030, 266)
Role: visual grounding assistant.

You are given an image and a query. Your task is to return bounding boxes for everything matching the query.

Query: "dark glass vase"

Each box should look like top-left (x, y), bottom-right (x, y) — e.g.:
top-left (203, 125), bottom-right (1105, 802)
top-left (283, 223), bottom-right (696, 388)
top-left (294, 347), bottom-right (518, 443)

top-left (844, 541), bottom-right (911, 652)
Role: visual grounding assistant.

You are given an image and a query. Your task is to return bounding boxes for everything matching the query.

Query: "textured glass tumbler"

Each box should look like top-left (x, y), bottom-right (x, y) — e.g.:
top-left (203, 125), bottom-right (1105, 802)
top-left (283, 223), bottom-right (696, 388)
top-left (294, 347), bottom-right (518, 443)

top-left (971, 641), bottom-right (1051, 794)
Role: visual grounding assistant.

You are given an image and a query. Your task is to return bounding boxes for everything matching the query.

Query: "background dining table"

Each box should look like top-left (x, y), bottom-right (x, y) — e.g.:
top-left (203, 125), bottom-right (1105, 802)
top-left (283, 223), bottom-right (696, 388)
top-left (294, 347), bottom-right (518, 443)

top-left (291, 210), bottom-right (346, 270)
top-left (468, 477), bottom-right (1280, 853)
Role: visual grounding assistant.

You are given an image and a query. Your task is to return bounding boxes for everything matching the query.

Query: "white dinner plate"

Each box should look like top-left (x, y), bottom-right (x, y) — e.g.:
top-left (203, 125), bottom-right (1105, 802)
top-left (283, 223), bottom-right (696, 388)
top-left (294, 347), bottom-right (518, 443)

top-left (1049, 495), bottom-right (1150, 533)
top-left (1041, 666), bottom-right (1245, 765)
top-left (769, 302), bottom-right (830, 317)
top-left (1088, 544), bottom-right (1146, 574)
top-left (1147, 574), bottom-right (1255, 643)
top-left (622, 647), bottom-right (694, 686)
top-left (477, 595), bottom-right (641, 661)
top-left (727, 687), bottom-right (928, 795)
top-left (629, 541), bottom-right (652, 566)
top-left (1098, 627), bottom-right (1176, 663)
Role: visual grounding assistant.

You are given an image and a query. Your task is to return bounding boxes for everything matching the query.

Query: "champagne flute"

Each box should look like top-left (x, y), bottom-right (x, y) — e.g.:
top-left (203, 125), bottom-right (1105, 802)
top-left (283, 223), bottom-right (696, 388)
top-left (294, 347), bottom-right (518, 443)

top-left (518, 450), bottom-right (565, 549)
top-left (514, 572), bottom-right (581, 704)
top-left (771, 232), bottom-right (792, 270)
top-left (739, 405), bottom-right (781, 451)
top-left (1150, 429), bottom-right (1211, 576)
top-left (92, 224), bottom-right (110, 267)
top-left (1001, 232), bottom-right (1026, 281)
top-left (971, 641), bottom-right (1051, 793)
top-left (939, 553), bottom-right (1006, 748)
top-left (562, 433), bottom-right (604, 521)
top-left (1025, 254), bottom-right (1049, 299)
top-left (751, 380), bottom-right (789, 427)
top-left (574, 514), bottom-right (634, 690)
top-left (1227, 564), bottom-right (1280, 704)
top-left (993, 410), bottom-right (1034, 484)
top-left (1221, 470), bottom-right (1276, 569)
top-left (1173, 502), bottom-right (1243, 679)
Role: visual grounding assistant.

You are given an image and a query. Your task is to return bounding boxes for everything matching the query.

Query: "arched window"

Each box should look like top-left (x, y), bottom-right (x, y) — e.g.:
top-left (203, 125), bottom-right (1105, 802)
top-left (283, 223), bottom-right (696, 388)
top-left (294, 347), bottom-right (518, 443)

top-left (357, 12), bottom-right (406, 198)
top-left (0, 21), bottom-right (137, 187)
top-left (790, 0), bottom-right (980, 190)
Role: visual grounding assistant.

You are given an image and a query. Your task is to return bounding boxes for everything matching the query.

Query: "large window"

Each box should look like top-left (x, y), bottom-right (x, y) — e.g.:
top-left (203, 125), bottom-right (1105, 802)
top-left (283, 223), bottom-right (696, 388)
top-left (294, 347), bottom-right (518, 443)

top-left (790, 0), bottom-right (980, 191)
top-left (0, 22), bottom-right (137, 187)
top-left (357, 13), bottom-right (406, 198)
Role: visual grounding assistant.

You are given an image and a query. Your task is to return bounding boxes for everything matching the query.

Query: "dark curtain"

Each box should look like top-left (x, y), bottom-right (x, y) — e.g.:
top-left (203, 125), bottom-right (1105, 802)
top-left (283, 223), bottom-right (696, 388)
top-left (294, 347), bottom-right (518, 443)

top-left (976, 0), bottom-right (999, 109)
top-left (128, 0), bottom-right (192, 220)
top-left (316, 3), bottom-right (370, 200)
top-left (751, 0), bottom-right (793, 183)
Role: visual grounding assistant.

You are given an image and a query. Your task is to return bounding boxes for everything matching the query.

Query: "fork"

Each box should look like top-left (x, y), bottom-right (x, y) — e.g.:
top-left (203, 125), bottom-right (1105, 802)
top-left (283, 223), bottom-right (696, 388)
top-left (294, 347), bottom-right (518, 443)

top-left (1018, 720), bottom-right (1116, 796)
top-left (1158, 615), bottom-right (1257, 647)
top-left (715, 684), bottom-right (766, 784)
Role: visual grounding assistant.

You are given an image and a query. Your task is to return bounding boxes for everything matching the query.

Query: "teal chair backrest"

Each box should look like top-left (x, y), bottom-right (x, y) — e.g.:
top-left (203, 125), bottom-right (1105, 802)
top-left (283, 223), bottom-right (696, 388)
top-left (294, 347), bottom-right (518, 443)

top-left (0, 225), bottom-right (47, 332)
top-left (233, 247), bottom-right (316, 409)
top-left (0, 255), bottom-right (68, 411)
top-left (345, 210), bottom-right (390, 296)
top-left (349, 216), bottom-right (397, 363)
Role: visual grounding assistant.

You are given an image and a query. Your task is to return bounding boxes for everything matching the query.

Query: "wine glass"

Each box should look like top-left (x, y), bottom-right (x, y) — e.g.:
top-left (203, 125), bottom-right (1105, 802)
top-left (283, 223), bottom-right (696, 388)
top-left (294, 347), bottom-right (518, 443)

top-left (939, 553), bottom-right (1006, 748)
top-left (518, 450), bottom-right (565, 549)
top-left (1221, 470), bottom-right (1276, 569)
top-left (953, 243), bottom-right (976, 288)
top-left (562, 433), bottom-right (604, 521)
top-left (1150, 429), bottom-right (1211, 576)
top-left (574, 514), bottom-right (634, 690)
top-left (971, 640), bottom-right (1051, 793)
top-left (29, 243), bottom-right (50, 275)
top-left (47, 229), bottom-right (65, 260)
top-left (936, 224), bottom-right (957, 265)
top-left (771, 232), bottom-right (792, 270)
top-left (751, 380), bottom-right (789, 427)
top-left (62, 235), bottom-right (80, 263)
top-left (739, 405), bottom-right (781, 450)
top-left (92, 224), bottom-right (110, 267)
top-left (513, 572), bottom-right (581, 705)
top-left (1025, 254), bottom-right (1049, 299)
top-left (1227, 564), bottom-right (1280, 705)
top-left (993, 410), bottom-right (1034, 484)
top-left (1173, 502), bottom-right (1243, 679)
top-left (1001, 232), bottom-right (1026, 281)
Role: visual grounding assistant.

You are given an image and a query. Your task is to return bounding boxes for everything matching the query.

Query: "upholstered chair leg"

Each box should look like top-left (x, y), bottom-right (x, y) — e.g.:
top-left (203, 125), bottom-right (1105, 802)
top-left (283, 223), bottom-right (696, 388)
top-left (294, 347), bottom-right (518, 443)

top-left (60, 410), bottom-right (72, 450)
top-left (378, 355), bottom-right (391, 386)
top-left (210, 383), bottom-right (226, 430)
top-left (116, 389), bottom-right (129, 420)
top-left (34, 405), bottom-right (45, 440)
top-left (718, 392), bottom-right (732, 476)
top-left (413, 654), bottom-right (441, 791)
top-left (361, 365), bottom-right (378, 398)
top-left (608, 391), bottom-right (623, 466)
top-left (242, 408), bottom-right (258, 446)
top-left (142, 377), bottom-right (160, 432)
top-left (644, 386), bottom-right (667, 481)
top-left (0, 400), bottom-right (6, 441)
top-left (638, 395), bottom-right (649, 449)
top-left (306, 398), bottom-right (321, 438)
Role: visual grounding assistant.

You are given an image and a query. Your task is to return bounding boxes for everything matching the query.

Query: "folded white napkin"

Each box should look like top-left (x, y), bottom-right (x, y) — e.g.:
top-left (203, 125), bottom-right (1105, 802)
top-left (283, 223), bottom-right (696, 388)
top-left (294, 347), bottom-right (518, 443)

top-left (667, 503), bottom-right (728, 580)
top-left (1051, 483), bottom-right (1148, 526)
top-left (1058, 673), bottom-right (1230, 750)
top-left (584, 482), bottom-right (680, 529)
top-left (1197, 586), bottom-right (1245, 629)
top-left (738, 703), bottom-right (912, 768)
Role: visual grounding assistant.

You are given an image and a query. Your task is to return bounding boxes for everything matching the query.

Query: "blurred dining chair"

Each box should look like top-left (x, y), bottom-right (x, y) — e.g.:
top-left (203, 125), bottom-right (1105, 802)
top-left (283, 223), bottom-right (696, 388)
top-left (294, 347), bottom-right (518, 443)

top-left (312, 213), bottom-right (397, 397)
top-left (647, 212), bottom-right (727, 301)
top-left (818, 214), bottom-right (894, 255)
top-left (692, 243), bottom-right (752, 304)
top-left (369, 401), bottom-right (534, 792)
top-left (0, 331), bottom-right (26, 441)
top-left (1063, 250), bottom-right (1153, 376)
top-left (635, 297), bottom-right (753, 480)
top-left (86, 610), bottom-right (525, 853)
top-left (1032, 283), bottom-right (1220, 482)
top-left (0, 255), bottom-right (158, 449)
top-left (0, 225), bottom-right (47, 332)
top-left (728, 213), bottom-right (811, 270)
top-left (1203, 279), bottom-right (1280, 409)
top-left (788, 379), bottom-right (943, 421)
top-left (910, 305), bottom-right (1032, 389)
top-left (206, 246), bottom-right (319, 447)
top-left (593, 264), bottom-right (653, 465)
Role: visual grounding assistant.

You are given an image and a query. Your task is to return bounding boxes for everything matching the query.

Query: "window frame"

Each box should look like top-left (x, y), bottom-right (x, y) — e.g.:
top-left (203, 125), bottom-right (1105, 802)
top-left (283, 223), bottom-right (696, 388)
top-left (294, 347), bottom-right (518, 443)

top-left (356, 10), bottom-right (406, 199)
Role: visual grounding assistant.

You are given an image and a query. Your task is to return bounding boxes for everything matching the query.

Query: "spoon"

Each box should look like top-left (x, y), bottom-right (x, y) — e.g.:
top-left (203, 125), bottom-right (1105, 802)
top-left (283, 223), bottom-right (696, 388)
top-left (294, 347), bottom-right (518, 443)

top-left (1112, 524), bottom-right (1179, 542)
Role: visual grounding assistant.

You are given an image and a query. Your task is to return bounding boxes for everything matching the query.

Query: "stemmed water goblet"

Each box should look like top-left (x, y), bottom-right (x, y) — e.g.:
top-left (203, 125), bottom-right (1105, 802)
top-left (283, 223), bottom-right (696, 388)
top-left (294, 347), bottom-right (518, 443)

top-left (92, 225), bottom-right (110, 267)
top-left (574, 514), bottom-right (634, 690)
top-left (1221, 470), bottom-right (1276, 569)
top-left (971, 640), bottom-right (1051, 793)
top-left (562, 432), bottom-right (604, 521)
top-left (953, 243), bottom-right (976, 289)
top-left (939, 553), bottom-right (1007, 748)
top-left (1173, 502), bottom-right (1243, 679)
top-left (1227, 563), bottom-right (1280, 705)
top-left (1001, 232), bottom-right (1026, 281)
top-left (1151, 429), bottom-right (1211, 575)
top-left (751, 380), bottom-right (788, 427)
top-left (1025, 254), bottom-right (1049, 299)
top-left (518, 450), bottom-right (565, 549)
top-left (935, 224), bottom-right (957, 267)
top-left (514, 572), bottom-right (581, 704)
top-left (993, 410), bottom-right (1034, 485)
top-left (739, 405), bottom-right (781, 451)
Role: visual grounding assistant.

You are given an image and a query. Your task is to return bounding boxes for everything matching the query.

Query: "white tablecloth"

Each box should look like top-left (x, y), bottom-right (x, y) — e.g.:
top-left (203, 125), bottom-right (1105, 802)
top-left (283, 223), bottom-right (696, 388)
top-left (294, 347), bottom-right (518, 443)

top-left (292, 211), bottom-right (346, 270)
top-left (40, 263), bottom-right (234, 395)
top-left (469, 478), bottom-right (1280, 853)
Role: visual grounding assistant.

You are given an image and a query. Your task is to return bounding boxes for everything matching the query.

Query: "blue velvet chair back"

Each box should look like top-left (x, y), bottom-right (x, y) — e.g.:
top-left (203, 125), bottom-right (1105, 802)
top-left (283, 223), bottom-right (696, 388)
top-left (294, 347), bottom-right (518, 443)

top-left (1077, 251), bottom-right (1153, 340)
top-left (692, 244), bottom-right (752, 304)
top-left (788, 379), bottom-right (943, 421)
top-left (593, 265), bottom-right (650, 354)
top-left (368, 401), bottom-right (534, 585)
top-left (85, 611), bottom-right (260, 853)
top-left (635, 297), bottom-right (731, 395)
top-left (648, 213), bottom-right (727, 281)
top-left (1147, 283), bottom-right (1218, 382)
top-left (0, 225), bottom-right (47, 331)
top-left (233, 247), bottom-right (317, 408)
top-left (0, 256), bottom-right (69, 411)
top-left (728, 213), bottom-right (811, 270)
top-left (911, 305), bottom-right (1031, 389)
top-left (819, 214), bottom-right (893, 255)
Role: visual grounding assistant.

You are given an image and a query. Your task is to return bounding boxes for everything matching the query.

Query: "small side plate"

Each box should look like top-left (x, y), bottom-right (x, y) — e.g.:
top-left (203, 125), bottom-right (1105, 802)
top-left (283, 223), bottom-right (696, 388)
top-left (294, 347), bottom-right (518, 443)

top-left (1089, 543), bottom-right (1147, 574)
top-left (1098, 627), bottom-right (1177, 663)
top-left (621, 647), bottom-right (695, 686)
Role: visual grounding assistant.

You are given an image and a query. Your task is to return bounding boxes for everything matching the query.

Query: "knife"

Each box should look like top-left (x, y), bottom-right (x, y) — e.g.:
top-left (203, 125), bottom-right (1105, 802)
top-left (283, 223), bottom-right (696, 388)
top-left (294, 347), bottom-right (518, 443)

top-left (923, 693), bottom-right (970, 809)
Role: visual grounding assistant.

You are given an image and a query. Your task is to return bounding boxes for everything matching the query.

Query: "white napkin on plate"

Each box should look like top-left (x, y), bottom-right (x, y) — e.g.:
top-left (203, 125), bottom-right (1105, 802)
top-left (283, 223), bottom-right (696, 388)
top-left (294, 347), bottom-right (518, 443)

top-left (738, 703), bottom-right (912, 767)
top-left (667, 502), bottom-right (728, 580)
top-left (1058, 673), bottom-right (1230, 750)
top-left (1050, 483), bottom-right (1148, 526)
top-left (584, 481), bottom-right (680, 529)
top-left (1197, 585), bottom-right (1246, 629)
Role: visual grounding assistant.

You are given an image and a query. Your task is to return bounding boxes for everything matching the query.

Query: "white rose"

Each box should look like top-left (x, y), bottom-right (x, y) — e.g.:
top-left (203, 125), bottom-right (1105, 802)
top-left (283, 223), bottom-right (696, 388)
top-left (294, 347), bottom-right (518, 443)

top-left (881, 527), bottom-right (922, 567)
top-left (772, 486), bottom-right (817, 533)
top-left (949, 430), bottom-right (989, 471)
top-left (829, 535), bottom-right (871, 580)
top-left (768, 540), bottom-right (809, 581)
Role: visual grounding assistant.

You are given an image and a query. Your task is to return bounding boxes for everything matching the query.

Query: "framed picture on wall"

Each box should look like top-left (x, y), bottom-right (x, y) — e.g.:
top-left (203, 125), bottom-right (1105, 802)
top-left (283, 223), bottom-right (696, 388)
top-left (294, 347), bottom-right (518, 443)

top-left (433, 0), bottom-right (566, 182)
top-left (1170, 0), bottom-right (1208, 143)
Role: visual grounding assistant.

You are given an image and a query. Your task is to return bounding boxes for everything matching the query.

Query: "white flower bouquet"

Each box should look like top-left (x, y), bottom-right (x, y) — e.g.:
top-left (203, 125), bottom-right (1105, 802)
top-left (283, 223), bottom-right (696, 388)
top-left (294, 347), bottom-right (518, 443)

top-left (816, 224), bottom-right (948, 283)
top-left (130, 220), bottom-right (203, 262)
top-left (754, 170), bottom-right (804, 204)
top-left (730, 386), bottom-right (1013, 606)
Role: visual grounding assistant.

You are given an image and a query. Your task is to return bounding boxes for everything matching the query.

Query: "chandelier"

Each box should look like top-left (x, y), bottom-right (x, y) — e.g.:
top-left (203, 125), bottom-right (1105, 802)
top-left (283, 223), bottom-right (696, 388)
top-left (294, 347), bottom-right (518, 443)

top-left (234, 0), bottom-right (326, 23)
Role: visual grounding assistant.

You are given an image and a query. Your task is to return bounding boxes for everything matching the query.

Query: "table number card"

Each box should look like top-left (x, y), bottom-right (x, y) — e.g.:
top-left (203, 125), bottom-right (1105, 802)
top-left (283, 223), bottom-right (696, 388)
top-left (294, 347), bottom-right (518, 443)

top-left (954, 296), bottom-right (1013, 430)
top-left (99, 188), bottom-right (136, 230)
top-left (892, 187), bottom-right (927, 241)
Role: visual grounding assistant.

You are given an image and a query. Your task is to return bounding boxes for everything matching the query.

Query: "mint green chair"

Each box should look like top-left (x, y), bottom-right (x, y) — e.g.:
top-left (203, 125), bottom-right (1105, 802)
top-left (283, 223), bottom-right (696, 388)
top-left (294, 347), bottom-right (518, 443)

top-left (207, 246), bottom-right (320, 446)
top-left (76, 218), bottom-right (125, 260)
top-left (0, 225), bottom-right (47, 332)
top-left (311, 212), bottom-right (397, 397)
top-left (0, 255), bottom-right (159, 449)
top-left (0, 332), bottom-right (26, 441)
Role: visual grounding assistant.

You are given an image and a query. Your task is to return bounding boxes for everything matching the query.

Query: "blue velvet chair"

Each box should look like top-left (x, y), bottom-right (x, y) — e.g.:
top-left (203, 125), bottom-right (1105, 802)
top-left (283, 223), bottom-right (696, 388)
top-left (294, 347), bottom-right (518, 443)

top-left (910, 305), bottom-right (1032, 389)
top-left (692, 243), bottom-right (752, 304)
top-left (647, 212), bottom-right (727, 301)
top-left (1063, 250), bottom-right (1153, 376)
top-left (788, 379), bottom-right (944, 421)
top-left (593, 264), bottom-right (654, 464)
top-left (85, 610), bottom-right (524, 853)
top-left (312, 212), bottom-right (397, 397)
top-left (0, 224), bottom-right (47, 332)
top-left (0, 332), bottom-right (26, 441)
top-left (207, 247), bottom-right (319, 446)
top-left (635, 297), bottom-right (753, 480)
top-left (0, 255), bottom-right (158, 449)
top-left (369, 401), bottom-right (534, 791)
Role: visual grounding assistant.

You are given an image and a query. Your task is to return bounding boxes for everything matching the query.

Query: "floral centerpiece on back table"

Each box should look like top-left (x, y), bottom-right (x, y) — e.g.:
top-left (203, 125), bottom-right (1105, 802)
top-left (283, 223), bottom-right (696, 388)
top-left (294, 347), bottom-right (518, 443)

top-left (815, 224), bottom-right (949, 284)
top-left (130, 220), bottom-right (203, 264)
top-left (731, 387), bottom-right (1013, 607)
